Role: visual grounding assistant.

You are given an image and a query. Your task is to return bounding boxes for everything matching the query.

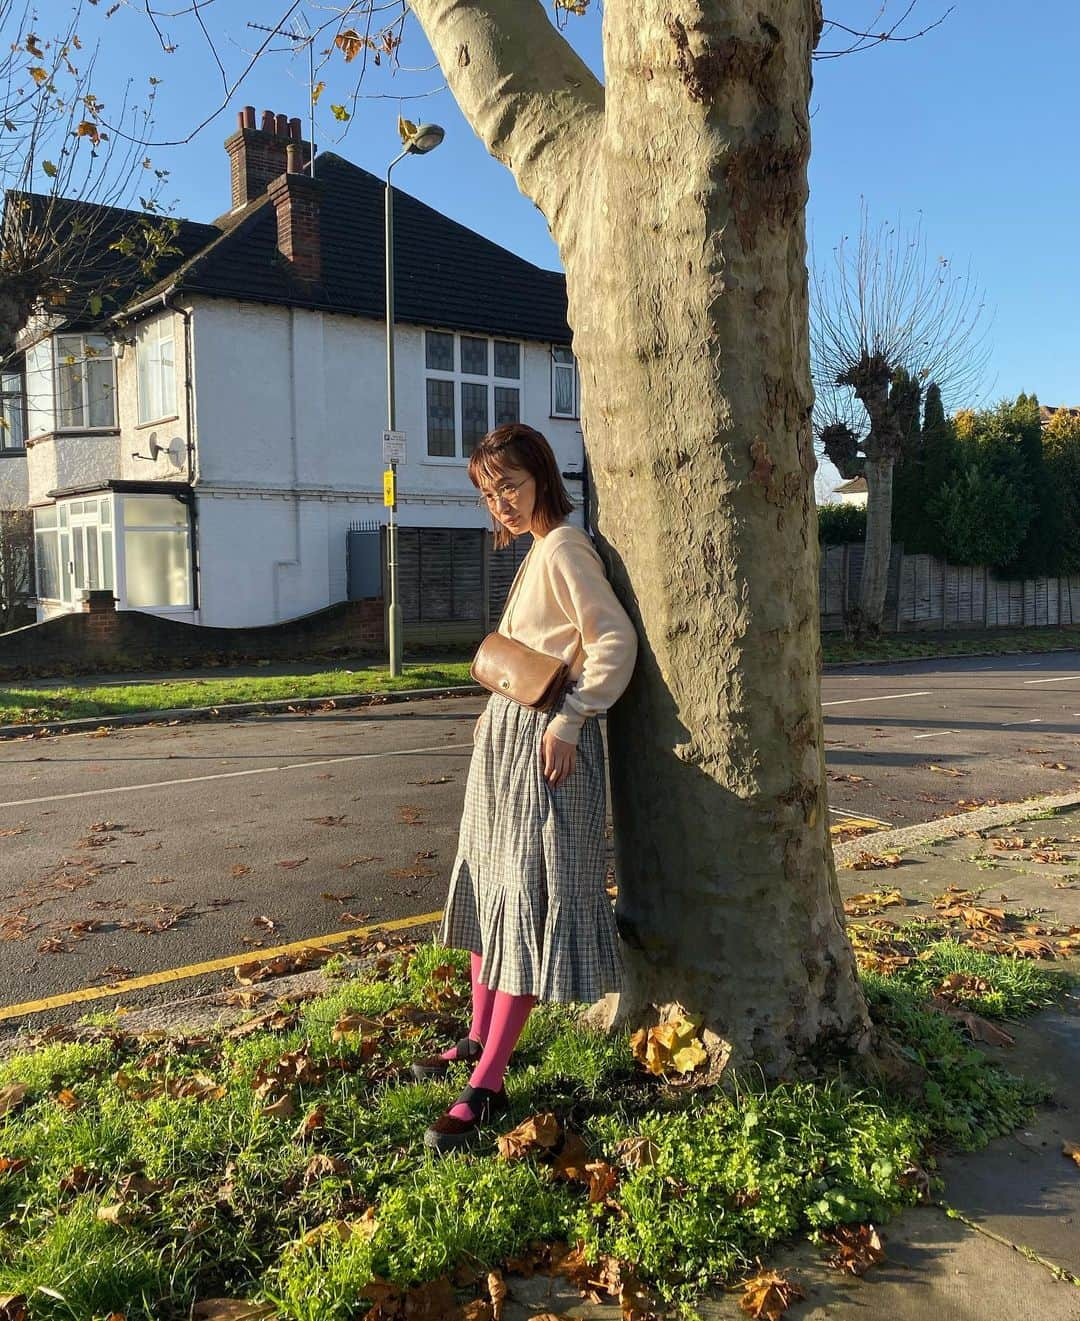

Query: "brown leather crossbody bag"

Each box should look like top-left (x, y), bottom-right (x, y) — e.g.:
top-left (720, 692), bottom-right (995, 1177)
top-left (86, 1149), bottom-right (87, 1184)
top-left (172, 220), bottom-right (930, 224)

top-left (469, 548), bottom-right (571, 711)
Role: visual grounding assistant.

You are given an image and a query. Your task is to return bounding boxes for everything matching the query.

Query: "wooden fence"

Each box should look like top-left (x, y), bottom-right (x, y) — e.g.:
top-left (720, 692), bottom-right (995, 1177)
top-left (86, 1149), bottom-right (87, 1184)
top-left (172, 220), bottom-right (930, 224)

top-left (820, 543), bottom-right (1080, 632)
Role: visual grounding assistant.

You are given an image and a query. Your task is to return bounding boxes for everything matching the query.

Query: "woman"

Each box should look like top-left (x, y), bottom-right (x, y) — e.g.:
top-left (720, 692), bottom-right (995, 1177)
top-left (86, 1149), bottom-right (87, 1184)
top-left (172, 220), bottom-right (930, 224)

top-left (414, 422), bottom-right (638, 1153)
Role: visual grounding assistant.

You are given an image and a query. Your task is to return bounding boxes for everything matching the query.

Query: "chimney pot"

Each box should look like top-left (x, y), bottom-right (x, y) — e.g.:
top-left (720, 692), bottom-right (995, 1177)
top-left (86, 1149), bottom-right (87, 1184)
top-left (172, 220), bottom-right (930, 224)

top-left (236, 110), bottom-right (245, 131)
top-left (227, 106), bottom-right (315, 210)
top-left (289, 117), bottom-right (302, 140)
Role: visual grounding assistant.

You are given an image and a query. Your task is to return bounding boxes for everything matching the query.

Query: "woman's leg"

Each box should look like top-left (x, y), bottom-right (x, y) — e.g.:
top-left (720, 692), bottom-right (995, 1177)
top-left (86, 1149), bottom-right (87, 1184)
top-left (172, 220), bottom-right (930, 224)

top-left (448, 989), bottom-right (536, 1120)
top-left (439, 953), bottom-right (494, 1060)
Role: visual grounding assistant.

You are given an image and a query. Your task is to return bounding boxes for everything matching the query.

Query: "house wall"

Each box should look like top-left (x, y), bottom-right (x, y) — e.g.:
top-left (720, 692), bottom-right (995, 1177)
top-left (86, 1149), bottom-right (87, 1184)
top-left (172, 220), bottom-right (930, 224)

top-left (115, 306), bottom-right (192, 484)
top-left (188, 298), bottom-right (585, 627)
top-left (0, 456), bottom-right (27, 509)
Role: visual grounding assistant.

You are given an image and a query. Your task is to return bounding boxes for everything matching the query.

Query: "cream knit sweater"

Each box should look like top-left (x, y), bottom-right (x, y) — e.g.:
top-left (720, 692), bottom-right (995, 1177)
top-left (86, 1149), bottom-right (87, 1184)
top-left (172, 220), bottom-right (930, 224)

top-left (497, 523), bottom-right (638, 745)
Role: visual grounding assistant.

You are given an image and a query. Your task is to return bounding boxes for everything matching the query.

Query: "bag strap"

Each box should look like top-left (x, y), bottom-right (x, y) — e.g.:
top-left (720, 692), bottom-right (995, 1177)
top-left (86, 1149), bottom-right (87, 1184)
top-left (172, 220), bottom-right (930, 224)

top-left (499, 544), bottom-right (534, 634)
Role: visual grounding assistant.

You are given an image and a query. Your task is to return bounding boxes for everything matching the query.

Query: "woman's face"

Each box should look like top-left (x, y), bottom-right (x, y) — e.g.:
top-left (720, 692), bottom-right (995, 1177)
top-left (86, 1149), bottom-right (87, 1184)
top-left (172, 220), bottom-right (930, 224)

top-left (478, 462), bottom-right (537, 536)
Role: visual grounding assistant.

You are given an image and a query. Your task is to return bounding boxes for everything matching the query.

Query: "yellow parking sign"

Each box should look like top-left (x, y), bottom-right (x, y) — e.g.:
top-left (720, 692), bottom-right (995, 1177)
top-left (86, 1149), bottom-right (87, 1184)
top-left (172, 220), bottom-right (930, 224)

top-left (383, 469), bottom-right (396, 507)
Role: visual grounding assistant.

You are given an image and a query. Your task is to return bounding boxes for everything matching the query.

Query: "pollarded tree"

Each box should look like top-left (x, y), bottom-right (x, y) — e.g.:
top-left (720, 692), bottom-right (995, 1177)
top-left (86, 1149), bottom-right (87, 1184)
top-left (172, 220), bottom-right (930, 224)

top-left (811, 211), bottom-right (989, 636)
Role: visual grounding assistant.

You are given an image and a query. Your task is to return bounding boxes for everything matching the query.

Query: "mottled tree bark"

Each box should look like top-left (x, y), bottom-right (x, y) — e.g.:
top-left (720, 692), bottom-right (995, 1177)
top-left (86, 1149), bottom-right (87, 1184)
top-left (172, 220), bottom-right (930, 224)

top-left (413, 0), bottom-right (871, 1075)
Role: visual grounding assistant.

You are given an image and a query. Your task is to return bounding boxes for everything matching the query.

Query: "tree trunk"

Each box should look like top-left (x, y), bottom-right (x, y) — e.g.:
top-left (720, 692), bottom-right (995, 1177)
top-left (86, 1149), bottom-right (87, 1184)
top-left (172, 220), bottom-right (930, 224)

top-left (414, 0), bottom-right (871, 1075)
top-left (852, 455), bottom-right (894, 635)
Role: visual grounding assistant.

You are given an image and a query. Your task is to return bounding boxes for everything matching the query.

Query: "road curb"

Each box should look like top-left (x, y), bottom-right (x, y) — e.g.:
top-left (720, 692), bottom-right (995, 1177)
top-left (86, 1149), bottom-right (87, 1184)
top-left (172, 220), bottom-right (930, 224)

top-left (3, 793), bottom-right (1078, 1052)
top-left (832, 788), bottom-right (1080, 863)
top-left (0, 683), bottom-right (484, 740)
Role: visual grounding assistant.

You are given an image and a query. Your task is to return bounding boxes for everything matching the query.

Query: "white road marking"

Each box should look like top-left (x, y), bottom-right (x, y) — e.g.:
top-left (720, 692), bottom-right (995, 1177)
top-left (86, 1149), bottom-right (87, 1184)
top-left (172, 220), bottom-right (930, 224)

top-left (912, 730), bottom-right (956, 740)
top-left (828, 807), bottom-right (893, 827)
top-left (1024, 674), bottom-right (1080, 685)
top-left (0, 742), bottom-right (474, 810)
top-left (1002, 718), bottom-right (1041, 727)
top-left (821, 691), bottom-right (932, 708)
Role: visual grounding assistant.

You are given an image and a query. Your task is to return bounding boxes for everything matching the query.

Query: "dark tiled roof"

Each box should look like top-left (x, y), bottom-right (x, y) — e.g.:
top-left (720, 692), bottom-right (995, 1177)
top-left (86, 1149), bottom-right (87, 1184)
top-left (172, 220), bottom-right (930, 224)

top-left (4, 191), bottom-right (219, 328)
top-left (146, 153), bottom-right (571, 342)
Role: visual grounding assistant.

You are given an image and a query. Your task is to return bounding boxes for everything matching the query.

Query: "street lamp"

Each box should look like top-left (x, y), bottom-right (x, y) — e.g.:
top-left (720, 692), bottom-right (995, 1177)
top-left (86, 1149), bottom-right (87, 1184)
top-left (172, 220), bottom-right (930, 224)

top-left (385, 123), bottom-right (445, 678)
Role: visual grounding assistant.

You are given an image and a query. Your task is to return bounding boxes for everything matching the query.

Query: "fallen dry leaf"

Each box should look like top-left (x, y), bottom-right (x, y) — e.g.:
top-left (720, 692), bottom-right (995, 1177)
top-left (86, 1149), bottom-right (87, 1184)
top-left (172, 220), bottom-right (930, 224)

top-left (739, 1270), bottom-right (805, 1320)
top-left (933, 972), bottom-right (992, 1003)
top-left (630, 1014), bottom-right (711, 1077)
top-left (615, 1135), bottom-right (660, 1169)
top-left (0, 1296), bottom-right (28, 1321)
top-left (487, 1269), bottom-right (507, 1321)
top-left (0, 1084), bottom-right (28, 1118)
top-left (275, 858), bottom-right (308, 870)
top-left (822, 1223), bottom-right (886, 1275)
top-left (926, 764), bottom-right (964, 776)
top-left (261, 1092), bottom-right (297, 1118)
top-left (497, 1112), bottom-right (562, 1161)
top-left (191, 1302), bottom-right (276, 1320)
top-left (1062, 1141), bottom-right (1080, 1168)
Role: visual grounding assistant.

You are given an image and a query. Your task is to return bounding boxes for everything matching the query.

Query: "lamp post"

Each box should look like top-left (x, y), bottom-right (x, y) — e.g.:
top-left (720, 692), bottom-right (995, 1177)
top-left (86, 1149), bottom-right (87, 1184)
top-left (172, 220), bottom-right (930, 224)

top-left (385, 122), bottom-right (445, 677)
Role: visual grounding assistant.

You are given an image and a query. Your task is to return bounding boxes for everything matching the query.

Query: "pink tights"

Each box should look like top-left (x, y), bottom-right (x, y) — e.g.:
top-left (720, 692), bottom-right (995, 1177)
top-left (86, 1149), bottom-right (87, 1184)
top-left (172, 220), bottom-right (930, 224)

top-left (445, 953), bottom-right (535, 1121)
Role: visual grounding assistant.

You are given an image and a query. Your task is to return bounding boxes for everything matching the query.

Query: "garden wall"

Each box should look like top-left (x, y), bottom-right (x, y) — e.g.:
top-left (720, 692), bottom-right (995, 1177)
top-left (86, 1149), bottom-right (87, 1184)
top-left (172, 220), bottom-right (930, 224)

top-left (0, 592), bottom-right (386, 680)
top-left (820, 542), bottom-right (1080, 632)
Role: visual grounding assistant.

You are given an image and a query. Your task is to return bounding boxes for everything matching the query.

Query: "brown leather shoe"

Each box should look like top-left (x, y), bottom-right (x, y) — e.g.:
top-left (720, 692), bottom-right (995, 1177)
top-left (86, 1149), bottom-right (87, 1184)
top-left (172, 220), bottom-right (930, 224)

top-left (423, 1084), bottom-right (508, 1153)
top-left (410, 1036), bottom-right (483, 1083)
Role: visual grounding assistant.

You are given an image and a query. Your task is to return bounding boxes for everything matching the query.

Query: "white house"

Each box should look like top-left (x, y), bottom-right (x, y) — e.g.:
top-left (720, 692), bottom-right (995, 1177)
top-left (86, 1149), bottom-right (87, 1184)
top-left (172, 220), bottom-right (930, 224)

top-left (2, 107), bottom-right (585, 632)
top-left (831, 476), bottom-right (868, 508)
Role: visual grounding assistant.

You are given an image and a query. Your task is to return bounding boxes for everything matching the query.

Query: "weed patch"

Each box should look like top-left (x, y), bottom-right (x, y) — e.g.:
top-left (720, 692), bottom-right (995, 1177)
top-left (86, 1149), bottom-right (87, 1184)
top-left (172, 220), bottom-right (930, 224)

top-left (0, 941), bottom-right (1068, 1318)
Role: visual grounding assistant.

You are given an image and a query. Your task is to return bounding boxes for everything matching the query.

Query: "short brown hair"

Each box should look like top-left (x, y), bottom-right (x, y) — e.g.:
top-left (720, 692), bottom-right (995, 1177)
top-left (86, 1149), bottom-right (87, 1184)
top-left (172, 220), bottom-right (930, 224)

top-left (468, 423), bottom-right (575, 549)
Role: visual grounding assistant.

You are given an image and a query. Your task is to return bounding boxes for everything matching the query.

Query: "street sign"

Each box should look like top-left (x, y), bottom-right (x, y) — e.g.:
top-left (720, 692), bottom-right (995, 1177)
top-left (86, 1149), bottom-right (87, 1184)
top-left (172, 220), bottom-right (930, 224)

top-left (382, 430), bottom-right (407, 465)
top-left (383, 469), bottom-right (396, 507)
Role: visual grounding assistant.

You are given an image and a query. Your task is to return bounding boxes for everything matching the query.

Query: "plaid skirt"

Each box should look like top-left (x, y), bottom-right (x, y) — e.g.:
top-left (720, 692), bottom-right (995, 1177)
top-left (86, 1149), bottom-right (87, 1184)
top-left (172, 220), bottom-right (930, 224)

top-left (440, 693), bottom-right (622, 1004)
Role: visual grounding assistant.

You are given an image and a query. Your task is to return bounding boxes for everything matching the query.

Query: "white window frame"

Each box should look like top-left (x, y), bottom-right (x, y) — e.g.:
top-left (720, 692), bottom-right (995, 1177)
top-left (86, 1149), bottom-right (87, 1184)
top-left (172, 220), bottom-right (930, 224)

top-left (550, 344), bottom-right (580, 420)
top-left (0, 357), bottom-right (26, 451)
top-left (119, 493), bottom-right (192, 611)
top-left (424, 330), bottom-right (523, 463)
top-left (33, 496), bottom-right (115, 605)
top-left (135, 318), bottom-right (177, 426)
top-left (53, 333), bottom-right (117, 431)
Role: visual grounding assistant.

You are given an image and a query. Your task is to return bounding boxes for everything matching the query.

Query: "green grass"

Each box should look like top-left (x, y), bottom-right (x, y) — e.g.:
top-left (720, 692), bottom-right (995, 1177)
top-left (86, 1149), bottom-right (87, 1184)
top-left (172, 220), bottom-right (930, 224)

top-left (0, 664), bottom-right (475, 726)
top-left (0, 939), bottom-right (1069, 1319)
top-left (821, 626), bottom-right (1080, 665)
top-left (1, 625), bottom-right (1076, 726)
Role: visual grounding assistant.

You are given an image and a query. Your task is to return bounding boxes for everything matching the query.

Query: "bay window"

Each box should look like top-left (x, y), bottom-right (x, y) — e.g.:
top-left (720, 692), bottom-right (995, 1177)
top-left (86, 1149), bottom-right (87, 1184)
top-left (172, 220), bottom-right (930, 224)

top-left (55, 333), bottom-right (116, 429)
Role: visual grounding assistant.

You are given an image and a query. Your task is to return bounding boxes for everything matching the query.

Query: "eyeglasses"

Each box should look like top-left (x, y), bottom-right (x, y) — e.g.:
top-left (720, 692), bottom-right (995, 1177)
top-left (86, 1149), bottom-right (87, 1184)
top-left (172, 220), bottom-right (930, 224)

top-left (477, 476), bottom-right (530, 509)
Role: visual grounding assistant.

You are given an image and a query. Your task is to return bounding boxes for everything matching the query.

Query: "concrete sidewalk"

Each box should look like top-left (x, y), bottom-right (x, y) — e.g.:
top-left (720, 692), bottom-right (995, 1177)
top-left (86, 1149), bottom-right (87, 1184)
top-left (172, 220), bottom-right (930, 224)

top-left (4, 799), bottom-right (1080, 1318)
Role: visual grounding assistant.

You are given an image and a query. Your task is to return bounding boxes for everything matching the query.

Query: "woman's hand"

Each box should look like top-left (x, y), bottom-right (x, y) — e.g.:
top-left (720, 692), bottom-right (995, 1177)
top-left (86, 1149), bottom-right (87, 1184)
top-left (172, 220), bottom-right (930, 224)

top-left (540, 729), bottom-right (576, 787)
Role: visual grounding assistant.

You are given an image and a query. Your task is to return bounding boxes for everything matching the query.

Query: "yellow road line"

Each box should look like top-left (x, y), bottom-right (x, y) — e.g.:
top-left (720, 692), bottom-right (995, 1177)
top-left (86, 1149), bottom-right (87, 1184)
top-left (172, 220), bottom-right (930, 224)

top-left (0, 910), bottom-right (444, 1023)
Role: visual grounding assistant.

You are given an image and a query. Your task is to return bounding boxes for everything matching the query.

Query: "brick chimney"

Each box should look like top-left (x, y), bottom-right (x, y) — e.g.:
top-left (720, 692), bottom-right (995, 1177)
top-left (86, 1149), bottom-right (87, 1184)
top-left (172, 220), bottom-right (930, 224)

top-left (267, 141), bottom-right (323, 282)
top-left (225, 106), bottom-right (312, 210)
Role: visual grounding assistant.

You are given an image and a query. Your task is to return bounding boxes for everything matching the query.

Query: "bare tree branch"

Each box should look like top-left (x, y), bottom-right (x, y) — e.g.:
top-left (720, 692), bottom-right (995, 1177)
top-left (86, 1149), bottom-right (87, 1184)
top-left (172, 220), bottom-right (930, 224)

top-left (816, 1), bottom-right (954, 60)
top-left (407, 0), bottom-right (603, 237)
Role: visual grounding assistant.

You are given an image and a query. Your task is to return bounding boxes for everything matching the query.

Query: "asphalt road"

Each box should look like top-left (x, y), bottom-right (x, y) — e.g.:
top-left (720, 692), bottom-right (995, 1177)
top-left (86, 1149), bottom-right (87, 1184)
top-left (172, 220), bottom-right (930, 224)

top-left (0, 651), bottom-right (1077, 1028)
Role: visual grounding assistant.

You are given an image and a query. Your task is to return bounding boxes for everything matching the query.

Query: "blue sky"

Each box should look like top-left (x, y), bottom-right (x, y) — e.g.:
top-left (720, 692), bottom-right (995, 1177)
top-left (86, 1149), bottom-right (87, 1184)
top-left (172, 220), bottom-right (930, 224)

top-left (37, 1), bottom-right (1080, 422)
